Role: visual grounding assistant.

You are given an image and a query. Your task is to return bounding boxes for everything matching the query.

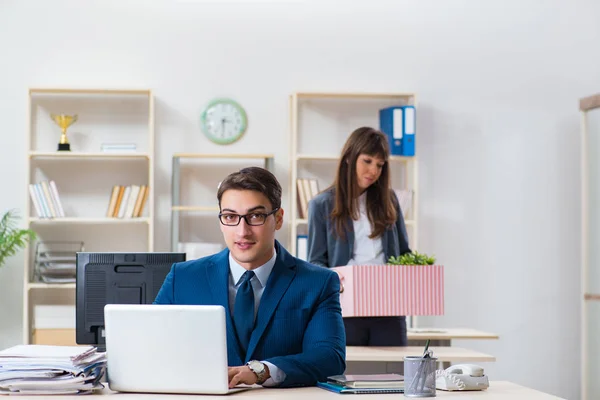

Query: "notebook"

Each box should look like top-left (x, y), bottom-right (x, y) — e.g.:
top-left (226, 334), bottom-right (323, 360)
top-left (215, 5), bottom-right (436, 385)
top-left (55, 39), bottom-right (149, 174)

top-left (328, 373), bottom-right (404, 388)
top-left (317, 382), bottom-right (404, 394)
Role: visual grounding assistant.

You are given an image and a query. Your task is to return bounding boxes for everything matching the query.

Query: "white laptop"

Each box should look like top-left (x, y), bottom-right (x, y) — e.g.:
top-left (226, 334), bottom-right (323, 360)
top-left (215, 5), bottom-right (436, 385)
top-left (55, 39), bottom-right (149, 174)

top-left (104, 304), bottom-right (246, 395)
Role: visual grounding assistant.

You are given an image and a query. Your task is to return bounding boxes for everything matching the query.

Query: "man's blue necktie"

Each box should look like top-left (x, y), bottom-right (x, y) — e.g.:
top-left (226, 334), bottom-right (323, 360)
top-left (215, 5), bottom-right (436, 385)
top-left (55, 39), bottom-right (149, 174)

top-left (233, 270), bottom-right (255, 358)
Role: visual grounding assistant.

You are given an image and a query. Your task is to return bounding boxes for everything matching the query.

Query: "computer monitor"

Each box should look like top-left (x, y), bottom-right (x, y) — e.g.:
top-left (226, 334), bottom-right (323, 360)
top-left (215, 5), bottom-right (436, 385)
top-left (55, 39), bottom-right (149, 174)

top-left (75, 252), bottom-right (186, 347)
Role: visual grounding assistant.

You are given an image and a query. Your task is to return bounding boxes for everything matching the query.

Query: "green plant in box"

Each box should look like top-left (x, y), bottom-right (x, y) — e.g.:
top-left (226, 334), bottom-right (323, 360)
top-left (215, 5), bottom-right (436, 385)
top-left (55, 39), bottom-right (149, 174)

top-left (388, 251), bottom-right (436, 266)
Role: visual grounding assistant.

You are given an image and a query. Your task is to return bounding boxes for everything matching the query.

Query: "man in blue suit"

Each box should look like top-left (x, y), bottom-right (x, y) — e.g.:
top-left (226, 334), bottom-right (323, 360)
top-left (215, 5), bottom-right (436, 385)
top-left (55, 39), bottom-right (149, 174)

top-left (154, 167), bottom-right (346, 388)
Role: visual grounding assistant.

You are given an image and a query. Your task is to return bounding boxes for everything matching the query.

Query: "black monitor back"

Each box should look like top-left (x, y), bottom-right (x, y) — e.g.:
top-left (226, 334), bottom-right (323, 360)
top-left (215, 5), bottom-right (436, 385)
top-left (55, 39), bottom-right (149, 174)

top-left (75, 252), bottom-right (186, 346)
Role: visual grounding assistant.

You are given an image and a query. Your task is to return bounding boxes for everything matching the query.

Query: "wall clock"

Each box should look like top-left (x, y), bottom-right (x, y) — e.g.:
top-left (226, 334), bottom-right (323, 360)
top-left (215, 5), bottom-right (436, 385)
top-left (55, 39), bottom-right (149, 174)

top-left (200, 98), bottom-right (248, 145)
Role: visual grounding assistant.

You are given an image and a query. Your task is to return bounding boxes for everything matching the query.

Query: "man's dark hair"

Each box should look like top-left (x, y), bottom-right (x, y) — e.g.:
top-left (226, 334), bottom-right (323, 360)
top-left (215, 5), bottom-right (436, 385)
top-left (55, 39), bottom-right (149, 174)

top-left (217, 167), bottom-right (282, 210)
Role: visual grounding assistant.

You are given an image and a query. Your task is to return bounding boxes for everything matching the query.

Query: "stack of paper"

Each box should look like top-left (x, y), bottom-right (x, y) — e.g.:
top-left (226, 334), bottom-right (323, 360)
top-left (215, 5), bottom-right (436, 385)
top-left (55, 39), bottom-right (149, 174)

top-left (318, 373), bottom-right (405, 394)
top-left (0, 345), bottom-right (106, 395)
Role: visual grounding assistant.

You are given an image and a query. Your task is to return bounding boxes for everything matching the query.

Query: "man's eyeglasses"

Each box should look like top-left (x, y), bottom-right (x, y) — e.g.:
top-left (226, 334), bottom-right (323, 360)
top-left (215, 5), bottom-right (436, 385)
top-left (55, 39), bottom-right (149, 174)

top-left (218, 208), bottom-right (280, 226)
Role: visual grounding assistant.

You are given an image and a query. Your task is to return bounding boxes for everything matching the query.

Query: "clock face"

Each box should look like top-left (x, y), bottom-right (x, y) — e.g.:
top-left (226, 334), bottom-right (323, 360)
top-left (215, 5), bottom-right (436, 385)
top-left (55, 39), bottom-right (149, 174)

top-left (201, 99), bottom-right (247, 145)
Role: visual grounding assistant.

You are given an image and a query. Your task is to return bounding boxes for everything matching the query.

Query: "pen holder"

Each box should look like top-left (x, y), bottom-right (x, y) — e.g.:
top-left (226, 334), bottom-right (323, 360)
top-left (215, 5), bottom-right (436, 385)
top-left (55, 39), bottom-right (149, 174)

top-left (404, 356), bottom-right (437, 397)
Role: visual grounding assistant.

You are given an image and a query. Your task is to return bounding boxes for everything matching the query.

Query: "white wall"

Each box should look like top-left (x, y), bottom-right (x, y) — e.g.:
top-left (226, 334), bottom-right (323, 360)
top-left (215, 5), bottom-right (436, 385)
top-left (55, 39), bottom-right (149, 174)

top-left (1, 0), bottom-right (598, 398)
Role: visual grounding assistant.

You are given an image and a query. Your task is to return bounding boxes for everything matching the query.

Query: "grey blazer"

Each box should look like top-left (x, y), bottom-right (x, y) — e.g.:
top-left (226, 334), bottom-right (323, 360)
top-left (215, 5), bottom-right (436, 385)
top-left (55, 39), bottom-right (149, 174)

top-left (307, 187), bottom-right (411, 268)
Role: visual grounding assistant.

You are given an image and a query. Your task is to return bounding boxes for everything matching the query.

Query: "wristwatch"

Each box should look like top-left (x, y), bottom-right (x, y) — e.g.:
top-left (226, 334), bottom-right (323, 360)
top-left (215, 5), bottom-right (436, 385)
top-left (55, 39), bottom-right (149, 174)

top-left (246, 360), bottom-right (268, 384)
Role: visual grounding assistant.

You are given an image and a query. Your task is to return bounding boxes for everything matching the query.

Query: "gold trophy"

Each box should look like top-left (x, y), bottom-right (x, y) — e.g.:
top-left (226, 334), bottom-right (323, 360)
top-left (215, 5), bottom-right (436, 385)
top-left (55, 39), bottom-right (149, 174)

top-left (50, 114), bottom-right (78, 151)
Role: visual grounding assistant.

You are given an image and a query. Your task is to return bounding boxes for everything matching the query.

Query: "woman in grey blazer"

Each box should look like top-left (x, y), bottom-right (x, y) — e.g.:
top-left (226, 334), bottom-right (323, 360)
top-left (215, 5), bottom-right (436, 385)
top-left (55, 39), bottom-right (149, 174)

top-left (307, 127), bottom-right (411, 346)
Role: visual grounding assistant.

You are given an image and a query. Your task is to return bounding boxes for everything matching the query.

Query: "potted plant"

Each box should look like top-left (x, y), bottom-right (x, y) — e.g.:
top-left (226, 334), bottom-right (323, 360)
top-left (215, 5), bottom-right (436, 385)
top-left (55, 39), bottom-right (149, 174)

top-left (0, 210), bottom-right (36, 268)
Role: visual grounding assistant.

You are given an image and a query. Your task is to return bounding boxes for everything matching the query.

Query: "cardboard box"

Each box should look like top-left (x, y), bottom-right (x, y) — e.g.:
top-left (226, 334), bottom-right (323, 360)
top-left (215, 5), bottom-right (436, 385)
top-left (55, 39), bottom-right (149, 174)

top-left (332, 264), bottom-right (444, 317)
top-left (32, 329), bottom-right (77, 346)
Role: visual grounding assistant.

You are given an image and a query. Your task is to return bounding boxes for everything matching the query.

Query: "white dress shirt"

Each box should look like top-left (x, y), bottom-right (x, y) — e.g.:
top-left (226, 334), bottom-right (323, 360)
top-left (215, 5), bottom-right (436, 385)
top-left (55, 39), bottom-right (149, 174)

top-left (347, 192), bottom-right (386, 265)
top-left (228, 250), bottom-right (286, 386)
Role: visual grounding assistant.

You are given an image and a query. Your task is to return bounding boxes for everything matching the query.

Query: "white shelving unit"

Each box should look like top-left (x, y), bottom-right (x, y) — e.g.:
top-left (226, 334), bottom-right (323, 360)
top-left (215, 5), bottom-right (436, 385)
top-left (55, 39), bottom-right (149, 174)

top-left (289, 92), bottom-right (419, 329)
top-left (289, 92), bottom-right (419, 256)
top-left (170, 153), bottom-right (274, 251)
top-left (580, 92), bottom-right (600, 400)
top-left (23, 88), bottom-right (155, 345)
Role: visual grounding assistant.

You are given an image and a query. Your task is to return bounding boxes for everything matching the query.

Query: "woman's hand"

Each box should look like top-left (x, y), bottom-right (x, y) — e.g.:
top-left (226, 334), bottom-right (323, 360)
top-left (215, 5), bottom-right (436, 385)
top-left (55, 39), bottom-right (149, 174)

top-left (334, 270), bottom-right (345, 293)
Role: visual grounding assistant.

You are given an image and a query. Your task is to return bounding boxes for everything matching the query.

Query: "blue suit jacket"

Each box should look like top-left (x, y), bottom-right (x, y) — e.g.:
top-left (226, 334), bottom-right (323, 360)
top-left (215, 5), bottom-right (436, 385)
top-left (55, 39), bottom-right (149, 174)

top-left (153, 240), bottom-right (346, 387)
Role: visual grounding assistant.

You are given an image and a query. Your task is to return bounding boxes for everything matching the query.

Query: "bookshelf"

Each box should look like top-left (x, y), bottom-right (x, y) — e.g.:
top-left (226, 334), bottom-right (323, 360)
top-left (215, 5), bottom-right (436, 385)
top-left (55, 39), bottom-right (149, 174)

top-left (170, 153), bottom-right (275, 252)
top-left (289, 91), bottom-right (418, 255)
top-left (289, 92), bottom-right (419, 325)
top-left (23, 88), bottom-right (155, 345)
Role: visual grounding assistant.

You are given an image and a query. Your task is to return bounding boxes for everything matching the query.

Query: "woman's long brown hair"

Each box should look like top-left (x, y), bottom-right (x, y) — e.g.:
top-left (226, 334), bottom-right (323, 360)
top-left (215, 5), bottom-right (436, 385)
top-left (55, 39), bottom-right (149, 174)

top-left (331, 127), bottom-right (397, 240)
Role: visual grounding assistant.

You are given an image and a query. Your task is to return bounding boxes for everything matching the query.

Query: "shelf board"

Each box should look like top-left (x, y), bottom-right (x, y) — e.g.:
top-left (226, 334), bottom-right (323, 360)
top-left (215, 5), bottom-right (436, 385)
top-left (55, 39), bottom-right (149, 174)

top-left (294, 218), bottom-right (415, 226)
top-left (173, 153), bottom-right (274, 159)
top-left (27, 283), bottom-right (75, 290)
top-left (172, 206), bottom-right (220, 212)
top-left (390, 155), bottom-right (416, 163)
top-left (294, 92), bottom-right (415, 99)
top-left (29, 217), bottom-right (150, 224)
top-left (296, 154), bottom-right (338, 161)
top-left (296, 154), bottom-right (415, 163)
top-left (29, 151), bottom-right (150, 159)
top-left (29, 88), bottom-right (151, 95)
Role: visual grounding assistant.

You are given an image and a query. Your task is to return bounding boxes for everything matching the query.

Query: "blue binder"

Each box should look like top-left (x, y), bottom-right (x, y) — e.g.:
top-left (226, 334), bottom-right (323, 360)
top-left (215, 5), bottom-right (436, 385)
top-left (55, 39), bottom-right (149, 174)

top-left (379, 106), bottom-right (416, 156)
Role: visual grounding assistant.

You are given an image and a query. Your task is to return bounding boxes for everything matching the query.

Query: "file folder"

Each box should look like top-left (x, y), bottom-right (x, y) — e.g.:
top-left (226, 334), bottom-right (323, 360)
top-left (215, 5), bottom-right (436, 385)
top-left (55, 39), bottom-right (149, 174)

top-left (379, 107), bottom-right (403, 156)
top-left (379, 105), bottom-right (416, 156)
top-left (402, 105), bottom-right (416, 156)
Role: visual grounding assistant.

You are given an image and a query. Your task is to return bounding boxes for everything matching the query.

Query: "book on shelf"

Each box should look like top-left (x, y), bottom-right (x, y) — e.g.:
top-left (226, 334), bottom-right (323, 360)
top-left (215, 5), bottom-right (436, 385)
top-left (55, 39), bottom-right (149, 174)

top-left (29, 180), bottom-right (65, 219)
top-left (100, 142), bottom-right (137, 153)
top-left (117, 186), bottom-right (132, 218)
top-left (296, 178), bottom-right (320, 219)
top-left (106, 184), bottom-right (148, 218)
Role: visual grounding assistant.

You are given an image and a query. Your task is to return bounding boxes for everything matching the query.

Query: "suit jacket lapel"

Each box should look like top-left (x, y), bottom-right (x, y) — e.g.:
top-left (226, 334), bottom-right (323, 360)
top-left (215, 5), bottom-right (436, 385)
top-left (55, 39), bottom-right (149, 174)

top-left (205, 249), bottom-right (244, 365)
top-left (246, 242), bottom-right (296, 361)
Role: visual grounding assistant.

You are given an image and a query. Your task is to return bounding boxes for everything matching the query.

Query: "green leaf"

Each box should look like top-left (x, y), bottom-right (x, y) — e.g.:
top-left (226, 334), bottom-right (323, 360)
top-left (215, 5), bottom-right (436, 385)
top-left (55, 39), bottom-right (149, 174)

top-left (387, 250), bottom-right (436, 265)
top-left (0, 210), bottom-right (36, 268)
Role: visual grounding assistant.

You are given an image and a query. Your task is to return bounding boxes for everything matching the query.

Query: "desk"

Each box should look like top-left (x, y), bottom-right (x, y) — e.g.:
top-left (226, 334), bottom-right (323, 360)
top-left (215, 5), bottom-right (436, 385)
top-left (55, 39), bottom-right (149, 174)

top-left (345, 346), bottom-right (495, 374)
top-left (406, 330), bottom-right (499, 369)
top-left (7, 381), bottom-right (564, 399)
top-left (406, 328), bottom-right (500, 352)
top-left (347, 346), bottom-right (496, 363)
top-left (408, 328), bottom-right (500, 343)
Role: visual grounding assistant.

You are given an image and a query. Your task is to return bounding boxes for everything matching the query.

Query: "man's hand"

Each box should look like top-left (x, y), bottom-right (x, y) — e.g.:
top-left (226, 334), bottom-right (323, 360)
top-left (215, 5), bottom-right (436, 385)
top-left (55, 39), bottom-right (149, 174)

top-left (228, 365), bottom-right (270, 388)
top-left (228, 364), bottom-right (272, 388)
top-left (228, 366), bottom-right (257, 388)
